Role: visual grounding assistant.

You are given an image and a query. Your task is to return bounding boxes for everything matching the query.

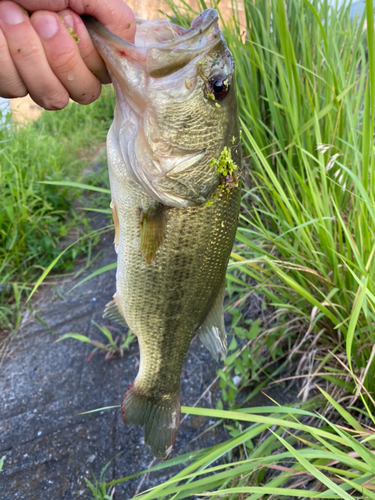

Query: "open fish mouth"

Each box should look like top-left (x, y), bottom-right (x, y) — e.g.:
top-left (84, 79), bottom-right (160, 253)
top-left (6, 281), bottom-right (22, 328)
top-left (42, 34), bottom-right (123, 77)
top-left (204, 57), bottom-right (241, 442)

top-left (82, 9), bottom-right (235, 208)
top-left (82, 9), bottom-right (222, 77)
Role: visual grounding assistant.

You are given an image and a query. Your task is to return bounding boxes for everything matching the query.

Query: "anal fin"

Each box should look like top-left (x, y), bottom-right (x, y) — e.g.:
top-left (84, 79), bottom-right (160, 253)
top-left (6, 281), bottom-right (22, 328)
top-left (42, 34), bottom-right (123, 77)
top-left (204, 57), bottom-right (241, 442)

top-left (103, 294), bottom-right (127, 327)
top-left (198, 281), bottom-right (227, 361)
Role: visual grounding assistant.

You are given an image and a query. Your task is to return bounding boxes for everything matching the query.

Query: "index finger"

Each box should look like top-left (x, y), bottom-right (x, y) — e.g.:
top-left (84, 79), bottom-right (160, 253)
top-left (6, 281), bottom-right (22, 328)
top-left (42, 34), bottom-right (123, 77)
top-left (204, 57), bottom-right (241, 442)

top-left (10, 0), bottom-right (136, 42)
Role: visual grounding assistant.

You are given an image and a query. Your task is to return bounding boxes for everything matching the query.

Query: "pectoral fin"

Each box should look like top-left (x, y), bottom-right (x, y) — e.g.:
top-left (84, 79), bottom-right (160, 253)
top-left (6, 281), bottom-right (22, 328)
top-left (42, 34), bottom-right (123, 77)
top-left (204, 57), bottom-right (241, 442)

top-left (110, 200), bottom-right (120, 253)
top-left (103, 294), bottom-right (127, 327)
top-left (198, 282), bottom-right (227, 361)
top-left (140, 203), bottom-right (166, 265)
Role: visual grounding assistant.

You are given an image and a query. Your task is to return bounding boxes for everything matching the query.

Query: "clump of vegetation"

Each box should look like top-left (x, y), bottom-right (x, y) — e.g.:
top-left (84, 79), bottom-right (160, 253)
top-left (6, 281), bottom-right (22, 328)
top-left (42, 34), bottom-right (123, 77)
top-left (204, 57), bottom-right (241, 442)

top-left (230, 0), bottom-right (375, 399)
top-left (210, 145), bottom-right (239, 193)
top-left (0, 87), bottom-right (115, 332)
top-left (57, 322), bottom-right (134, 362)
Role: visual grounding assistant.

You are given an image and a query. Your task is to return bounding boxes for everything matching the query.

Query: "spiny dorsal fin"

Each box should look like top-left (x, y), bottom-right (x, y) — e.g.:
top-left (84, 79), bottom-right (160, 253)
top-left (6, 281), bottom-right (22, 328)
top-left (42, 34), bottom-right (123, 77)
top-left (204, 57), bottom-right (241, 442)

top-left (140, 203), bottom-right (166, 265)
top-left (198, 281), bottom-right (227, 361)
top-left (110, 200), bottom-right (120, 253)
top-left (103, 294), bottom-right (127, 327)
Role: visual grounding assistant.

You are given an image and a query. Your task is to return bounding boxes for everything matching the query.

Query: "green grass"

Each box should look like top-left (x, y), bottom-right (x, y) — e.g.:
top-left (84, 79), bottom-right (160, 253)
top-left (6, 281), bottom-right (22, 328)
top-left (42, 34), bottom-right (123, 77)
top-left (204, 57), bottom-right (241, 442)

top-left (227, 0), bottom-right (375, 398)
top-left (56, 321), bottom-right (135, 361)
top-left (84, 388), bottom-right (375, 499)
top-left (0, 87), bottom-right (115, 332)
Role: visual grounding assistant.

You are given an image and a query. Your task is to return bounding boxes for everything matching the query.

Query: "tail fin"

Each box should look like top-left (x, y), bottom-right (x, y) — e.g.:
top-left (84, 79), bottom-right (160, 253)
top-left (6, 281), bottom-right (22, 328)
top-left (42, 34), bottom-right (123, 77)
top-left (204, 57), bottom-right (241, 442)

top-left (121, 384), bottom-right (180, 459)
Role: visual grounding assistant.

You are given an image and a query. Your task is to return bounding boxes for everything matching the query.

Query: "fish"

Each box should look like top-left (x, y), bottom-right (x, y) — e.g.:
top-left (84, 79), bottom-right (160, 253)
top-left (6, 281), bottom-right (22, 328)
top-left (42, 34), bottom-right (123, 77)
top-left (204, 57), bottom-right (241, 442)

top-left (83, 9), bottom-right (241, 459)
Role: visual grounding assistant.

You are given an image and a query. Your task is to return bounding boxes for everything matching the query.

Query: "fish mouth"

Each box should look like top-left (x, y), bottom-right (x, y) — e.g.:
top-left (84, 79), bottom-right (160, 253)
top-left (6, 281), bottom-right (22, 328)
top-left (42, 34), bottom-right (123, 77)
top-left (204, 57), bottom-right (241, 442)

top-left (82, 9), bottom-right (222, 77)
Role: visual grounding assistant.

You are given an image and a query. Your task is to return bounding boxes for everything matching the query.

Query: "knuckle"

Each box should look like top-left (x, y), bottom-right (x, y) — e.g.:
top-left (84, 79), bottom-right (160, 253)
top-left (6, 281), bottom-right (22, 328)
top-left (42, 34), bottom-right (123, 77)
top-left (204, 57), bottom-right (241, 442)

top-left (12, 42), bottom-right (39, 60)
top-left (1, 86), bottom-right (27, 98)
top-left (74, 84), bottom-right (101, 105)
top-left (39, 91), bottom-right (69, 110)
top-left (51, 46), bottom-right (78, 75)
top-left (82, 44), bottom-right (98, 62)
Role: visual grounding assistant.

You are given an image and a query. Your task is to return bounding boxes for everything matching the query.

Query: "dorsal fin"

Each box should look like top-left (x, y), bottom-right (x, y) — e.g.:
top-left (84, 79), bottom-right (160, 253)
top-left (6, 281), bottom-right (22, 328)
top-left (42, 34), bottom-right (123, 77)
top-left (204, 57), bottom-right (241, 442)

top-left (140, 203), bottom-right (166, 265)
top-left (198, 281), bottom-right (227, 361)
top-left (103, 294), bottom-right (127, 327)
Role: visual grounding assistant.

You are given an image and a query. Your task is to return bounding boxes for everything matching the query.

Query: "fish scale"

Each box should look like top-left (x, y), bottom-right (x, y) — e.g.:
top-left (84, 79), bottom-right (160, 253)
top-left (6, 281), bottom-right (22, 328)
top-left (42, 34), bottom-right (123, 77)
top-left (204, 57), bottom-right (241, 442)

top-left (113, 174), bottom-right (240, 453)
top-left (158, 99), bottom-right (223, 147)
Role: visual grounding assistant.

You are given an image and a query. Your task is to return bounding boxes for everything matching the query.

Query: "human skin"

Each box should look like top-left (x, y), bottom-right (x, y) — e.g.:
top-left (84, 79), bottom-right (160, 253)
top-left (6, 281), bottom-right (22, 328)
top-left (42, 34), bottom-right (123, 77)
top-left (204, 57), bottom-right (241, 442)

top-left (0, 0), bottom-right (135, 109)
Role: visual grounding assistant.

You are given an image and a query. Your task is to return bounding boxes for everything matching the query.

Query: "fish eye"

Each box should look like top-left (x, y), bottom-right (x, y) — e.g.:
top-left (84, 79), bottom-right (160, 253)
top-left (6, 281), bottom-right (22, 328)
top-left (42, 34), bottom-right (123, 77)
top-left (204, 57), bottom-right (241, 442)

top-left (208, 74), bottom-right (229, 100)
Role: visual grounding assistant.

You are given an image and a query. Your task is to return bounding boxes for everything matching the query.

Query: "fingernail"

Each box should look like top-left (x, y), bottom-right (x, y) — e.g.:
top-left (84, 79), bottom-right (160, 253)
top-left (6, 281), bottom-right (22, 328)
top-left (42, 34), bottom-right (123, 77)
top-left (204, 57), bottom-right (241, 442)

top-left (33, 14), bottom-right (58, 39)
top-left (59, 12), bottom-right (73, 30)
top-left (0, 3), bottom-right (25, 25)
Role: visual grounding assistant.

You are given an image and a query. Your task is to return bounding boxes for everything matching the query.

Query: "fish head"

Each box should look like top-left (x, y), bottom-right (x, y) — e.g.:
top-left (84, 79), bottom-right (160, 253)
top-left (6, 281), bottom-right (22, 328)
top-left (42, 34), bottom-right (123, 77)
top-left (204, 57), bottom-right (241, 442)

top-left (84, 10), bottom-right (239, 208)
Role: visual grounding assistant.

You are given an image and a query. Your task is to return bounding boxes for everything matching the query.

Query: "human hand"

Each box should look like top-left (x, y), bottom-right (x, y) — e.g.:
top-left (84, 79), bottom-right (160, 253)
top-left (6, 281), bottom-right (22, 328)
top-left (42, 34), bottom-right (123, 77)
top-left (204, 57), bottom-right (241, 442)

top-left (0, 0), bottom-right (135, 109)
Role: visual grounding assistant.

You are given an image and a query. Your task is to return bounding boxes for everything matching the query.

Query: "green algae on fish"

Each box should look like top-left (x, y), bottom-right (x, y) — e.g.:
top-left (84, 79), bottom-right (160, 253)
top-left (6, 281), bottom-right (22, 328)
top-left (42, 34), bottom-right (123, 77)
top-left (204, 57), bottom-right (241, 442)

top-left (210, 146), bottom-right (239, 193)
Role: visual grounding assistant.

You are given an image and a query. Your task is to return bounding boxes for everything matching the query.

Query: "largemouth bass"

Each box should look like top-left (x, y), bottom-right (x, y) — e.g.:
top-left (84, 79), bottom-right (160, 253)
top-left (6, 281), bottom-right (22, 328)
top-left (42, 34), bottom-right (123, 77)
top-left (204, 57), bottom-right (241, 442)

top-left (84, 9), bottom-right (241, 459)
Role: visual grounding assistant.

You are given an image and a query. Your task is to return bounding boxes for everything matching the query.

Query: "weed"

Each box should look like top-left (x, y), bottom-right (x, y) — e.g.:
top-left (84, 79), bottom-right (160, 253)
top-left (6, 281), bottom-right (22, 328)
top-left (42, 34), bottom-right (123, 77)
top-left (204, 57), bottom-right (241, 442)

top-left (56, 321), bottom-right (134, 362)
top-left (85, 455), bottom-right (117, 500)
top-left (85, 387), bottom-right (375, 499)
top-left (216, 314), bottom-right (261, 408)
top-left (227, 0), bottom-right (375, 401)
top-left (0, 86), bottom-right (115, 331)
